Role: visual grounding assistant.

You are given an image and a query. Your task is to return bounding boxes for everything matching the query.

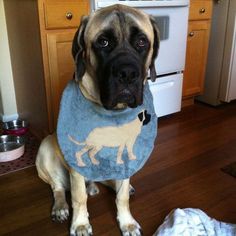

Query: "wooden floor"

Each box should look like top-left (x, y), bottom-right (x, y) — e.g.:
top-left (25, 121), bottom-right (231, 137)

top-left (1, 102), bottom-right (236, 236)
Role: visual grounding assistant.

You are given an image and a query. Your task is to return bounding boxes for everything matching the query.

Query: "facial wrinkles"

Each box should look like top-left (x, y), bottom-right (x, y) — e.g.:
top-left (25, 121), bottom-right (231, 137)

top-left (85, 13), bottom-right (120, 40)
top-left (85, 13), bottom-right (122, 68)
top-left (125, 14), bottom-right (154, 77)
top-left (127, 13), bottom-right (154, 43)
top-left (115, 11), bottom-right (127, 42)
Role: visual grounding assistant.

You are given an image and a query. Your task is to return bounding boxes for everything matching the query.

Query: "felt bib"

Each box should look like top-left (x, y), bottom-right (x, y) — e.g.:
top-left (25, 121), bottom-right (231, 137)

top-left (57, 80), bottom-right (157, 181)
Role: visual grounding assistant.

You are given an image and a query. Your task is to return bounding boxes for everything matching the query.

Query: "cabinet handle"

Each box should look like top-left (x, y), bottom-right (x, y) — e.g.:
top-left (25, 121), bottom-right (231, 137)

top-left (199, 8), bottom-right (206, 14)
top-left (189, 32), bottom-right (195, 37)
top-left (66, 12), bottom-right (73, 20)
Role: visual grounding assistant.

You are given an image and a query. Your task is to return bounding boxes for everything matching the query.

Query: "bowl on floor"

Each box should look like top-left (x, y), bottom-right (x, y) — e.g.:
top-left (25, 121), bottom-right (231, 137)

top-left (0, 135), bottom-right (25, 162)
top-left (2, 119), bottom-right (28, 136)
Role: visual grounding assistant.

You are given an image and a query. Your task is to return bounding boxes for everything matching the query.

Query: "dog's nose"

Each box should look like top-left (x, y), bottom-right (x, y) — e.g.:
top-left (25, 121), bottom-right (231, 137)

top-left (116, 65), bottom-right (139, 84)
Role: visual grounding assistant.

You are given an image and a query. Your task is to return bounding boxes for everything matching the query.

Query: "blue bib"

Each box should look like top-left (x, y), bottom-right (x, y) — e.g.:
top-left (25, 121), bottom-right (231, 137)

top-left (57, 80), bottom-right (157, 181)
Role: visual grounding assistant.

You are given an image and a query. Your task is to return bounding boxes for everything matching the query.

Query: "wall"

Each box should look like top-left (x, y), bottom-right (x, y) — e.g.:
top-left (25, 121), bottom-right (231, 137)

top-left (3, 0), bottom-right (49, 138)
top-left (0, 0), bottom-right (18, 121)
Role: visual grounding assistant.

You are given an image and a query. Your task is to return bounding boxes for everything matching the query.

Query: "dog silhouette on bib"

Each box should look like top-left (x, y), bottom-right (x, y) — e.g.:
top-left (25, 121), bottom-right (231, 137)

top-left (68, 110), bottom-right (151, 167)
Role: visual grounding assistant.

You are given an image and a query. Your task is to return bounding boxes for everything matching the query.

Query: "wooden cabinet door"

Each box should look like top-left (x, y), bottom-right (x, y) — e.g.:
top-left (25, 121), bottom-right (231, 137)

top-left (183, 20), bottom-right (211, 97)
top-left (47, 31), bottom-right (76, 129)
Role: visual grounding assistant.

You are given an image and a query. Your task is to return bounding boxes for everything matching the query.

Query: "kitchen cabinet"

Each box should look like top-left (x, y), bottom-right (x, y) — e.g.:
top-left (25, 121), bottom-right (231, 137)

top-left (183, 20), bottom-right (211, 97)
top-left (182, 0), bottom-right (213, 106)
top-left (44, 32), bottom-right (76, 132)
top-left (38, 0), bottom-right (89, 134)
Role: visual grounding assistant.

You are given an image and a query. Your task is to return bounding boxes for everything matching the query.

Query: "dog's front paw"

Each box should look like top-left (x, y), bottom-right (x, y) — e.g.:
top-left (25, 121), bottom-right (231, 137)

top-left (118, 217), bottom-right (142, 236)
top-left (86, 181), bottom-right (99, 196)
top-left (70, 223), bottom-right (93, 236)
top-left (129, 185), bottom-right (135, 195)
top-left (129, 154), bottom-right (136, 161)
top-left (117, 159), bottom-right (124, 165)
top-left (51, 202), bottom-right (69, 223)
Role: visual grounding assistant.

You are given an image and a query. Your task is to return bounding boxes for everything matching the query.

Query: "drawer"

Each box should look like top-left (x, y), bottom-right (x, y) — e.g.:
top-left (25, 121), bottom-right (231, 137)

top-left (148, 74), bottom-right (183, 117)
top-left (44, 1), bottom-right (89, 29)
top-left (189, 0), bottom-right (213, 21)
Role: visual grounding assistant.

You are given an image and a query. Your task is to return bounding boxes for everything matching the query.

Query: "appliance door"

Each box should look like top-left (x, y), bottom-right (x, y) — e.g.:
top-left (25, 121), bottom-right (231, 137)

top-left (227, 47), bottom-right (236, 102)
top-left (143, 6), bottom-right (189, 75)
top-left (198, 0), bottom-right (236, 105)
top-left (148, 73), bottom-right (183, 117)
top-left (196, 0), bottom-right (230, 105)
top-left (95, 0), bottom-right (189, 8)
top-left (219, 0), bottom-right (236, 103)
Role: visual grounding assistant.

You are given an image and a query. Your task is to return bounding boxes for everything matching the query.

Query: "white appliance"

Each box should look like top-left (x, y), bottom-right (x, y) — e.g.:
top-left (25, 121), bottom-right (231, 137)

top-left (91, 0), bottom-right (189, 117)
top-left (197, 0), bottom-right (236, 105)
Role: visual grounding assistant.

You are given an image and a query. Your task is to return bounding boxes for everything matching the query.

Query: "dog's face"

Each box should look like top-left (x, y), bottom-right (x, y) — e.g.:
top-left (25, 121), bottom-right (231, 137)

top-left (72, 4), bottom-right (159, 110)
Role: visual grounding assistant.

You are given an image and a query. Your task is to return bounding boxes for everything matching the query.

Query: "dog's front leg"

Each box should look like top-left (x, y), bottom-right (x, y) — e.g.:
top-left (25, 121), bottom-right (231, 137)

top-left (117, 144), bottom-right (125, 164)
top-left (126, 140), bottom-right (136, 161)
top-left (116, 179), bottom-right (141, 236)
top-left (70, 169), bottom-right (92, 236)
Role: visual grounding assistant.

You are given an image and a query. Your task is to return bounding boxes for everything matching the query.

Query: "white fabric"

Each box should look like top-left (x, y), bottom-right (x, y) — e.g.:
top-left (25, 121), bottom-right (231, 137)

top-left (154, 208), bottom-right (236, 236)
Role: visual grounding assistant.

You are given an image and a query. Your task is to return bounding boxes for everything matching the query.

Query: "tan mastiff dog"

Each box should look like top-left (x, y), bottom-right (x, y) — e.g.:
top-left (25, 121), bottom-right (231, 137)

top-left (36, 4), bottom-right (159, 236)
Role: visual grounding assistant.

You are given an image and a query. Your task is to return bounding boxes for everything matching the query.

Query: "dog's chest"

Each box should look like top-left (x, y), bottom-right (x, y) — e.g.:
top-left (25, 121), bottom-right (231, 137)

top-left (57, 81), bottom-right (157, 181)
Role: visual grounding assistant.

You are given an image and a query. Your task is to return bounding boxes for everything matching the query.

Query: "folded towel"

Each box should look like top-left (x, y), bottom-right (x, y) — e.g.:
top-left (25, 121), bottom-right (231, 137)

top-left (154, 208), bottom-right (236, 236)
top-left (57, 80), bottom-right (157, 181)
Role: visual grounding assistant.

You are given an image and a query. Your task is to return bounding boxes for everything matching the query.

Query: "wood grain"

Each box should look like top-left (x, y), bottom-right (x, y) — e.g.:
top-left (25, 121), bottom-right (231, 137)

top-left (182, 0), bottom-right (213, 102)
top-left (37, 0), bottom-right (90, 133)
top-left (0, 102), bottom-right (236, 236)
top-left (183, 20), bottom-right (211, 97)
top-left (189, 0), bottom-right (213, 21)
top-left (44, 0), bottom-right (89, 29)
top-left (46, 31), bottom-right (76, 127)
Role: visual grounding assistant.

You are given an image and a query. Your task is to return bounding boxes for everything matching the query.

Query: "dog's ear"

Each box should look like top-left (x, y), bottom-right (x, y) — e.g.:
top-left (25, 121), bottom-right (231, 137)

top-left (138, 110), bottom-right (151, 125)
top-left (138, 111), bottom-right (144, 122)
top-left (72, 16), bottom-right (89, 81)
top-left (143, 111), bottom-right (151, 126)
top-left (149, 16), bottom-right (160, 82)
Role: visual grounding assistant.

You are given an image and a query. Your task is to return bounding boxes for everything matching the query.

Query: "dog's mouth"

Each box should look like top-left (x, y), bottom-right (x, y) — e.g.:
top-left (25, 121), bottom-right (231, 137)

top-left (117, 89), bottom-right (135, 105)
top-left (99, 53), bottom-right (145, 110)
top-left (102, 88), bottom-right (142, 110)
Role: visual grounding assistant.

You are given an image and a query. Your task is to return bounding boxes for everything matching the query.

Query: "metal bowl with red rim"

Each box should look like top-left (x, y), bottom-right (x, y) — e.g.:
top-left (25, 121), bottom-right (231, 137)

top-left (0, 135), bottom-right (25, 162)
top-left (2, 119), bottom-right (29, 136)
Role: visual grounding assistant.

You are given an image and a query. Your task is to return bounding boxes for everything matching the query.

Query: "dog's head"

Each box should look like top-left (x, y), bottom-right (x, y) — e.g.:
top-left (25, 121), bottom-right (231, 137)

top-left (72, 4), bottom-right (160, 110)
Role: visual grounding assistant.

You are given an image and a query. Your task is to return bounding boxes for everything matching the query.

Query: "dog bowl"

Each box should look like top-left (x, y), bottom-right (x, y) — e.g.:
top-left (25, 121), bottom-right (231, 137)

top-left (2, 119), bottom-right (29, 136)
top-left (0, 135), bottom-right (25, 162)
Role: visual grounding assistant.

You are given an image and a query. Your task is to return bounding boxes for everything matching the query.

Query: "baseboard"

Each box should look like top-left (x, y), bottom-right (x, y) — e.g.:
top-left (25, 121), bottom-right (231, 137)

top-left (182, 97), bottom-right (194, 108)
top-left (0, 113), bottom-right (19, 122)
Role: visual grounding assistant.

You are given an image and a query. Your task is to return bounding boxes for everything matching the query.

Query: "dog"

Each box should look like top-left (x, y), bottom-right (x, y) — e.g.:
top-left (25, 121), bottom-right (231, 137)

top-left (68, 110), bottom-right (151, 167)
top-left (36, 4), bottom-right (159, 236)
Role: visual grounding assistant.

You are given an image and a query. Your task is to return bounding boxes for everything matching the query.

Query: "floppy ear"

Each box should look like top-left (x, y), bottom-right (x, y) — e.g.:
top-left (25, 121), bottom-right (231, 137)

top-left (138, 111), bottom-right (144, 122)
top-left (143, 110), bottom-right (151, 126)
top-left (72, 16), bottom-right (89, 81)
top-left (149, 16), bottom-right (160, 82)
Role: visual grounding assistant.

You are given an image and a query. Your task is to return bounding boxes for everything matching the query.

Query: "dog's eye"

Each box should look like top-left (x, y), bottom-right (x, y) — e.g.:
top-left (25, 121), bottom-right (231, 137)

top-left (98, 38), bottom-right (109, 48)
top-left (137, 38), bottom-right (146, 47)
